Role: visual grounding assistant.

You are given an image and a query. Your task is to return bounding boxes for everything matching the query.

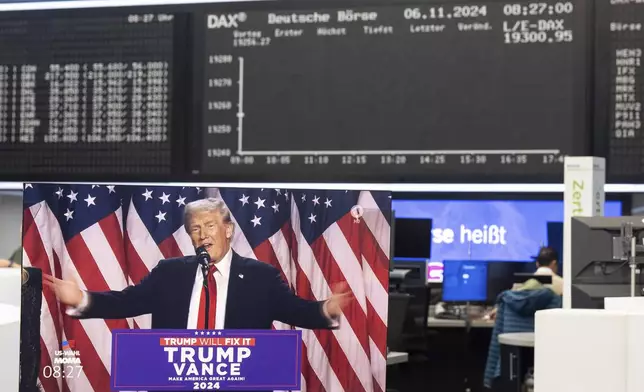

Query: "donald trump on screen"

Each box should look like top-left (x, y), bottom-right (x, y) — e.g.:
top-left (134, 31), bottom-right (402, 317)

top-left (44, 197), bottom-right (350, 330)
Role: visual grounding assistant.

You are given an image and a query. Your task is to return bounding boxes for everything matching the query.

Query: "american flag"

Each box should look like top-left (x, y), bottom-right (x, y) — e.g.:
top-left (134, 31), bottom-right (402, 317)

top-left (22, 183), bottom-right (392, 392)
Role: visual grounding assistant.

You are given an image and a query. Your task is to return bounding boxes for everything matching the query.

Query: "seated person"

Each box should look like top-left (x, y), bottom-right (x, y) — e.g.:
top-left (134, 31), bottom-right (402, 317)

top-left (483, 276), bottom-right (561, 388)
top-left (532, 246), bottom-right (563, 296)
top-left (485, 246), bottom-right (562, 320)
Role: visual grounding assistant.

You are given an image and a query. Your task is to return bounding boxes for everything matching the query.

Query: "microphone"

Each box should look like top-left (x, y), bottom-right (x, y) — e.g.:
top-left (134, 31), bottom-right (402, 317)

top-left (195, 246), bottom-right (210, 288)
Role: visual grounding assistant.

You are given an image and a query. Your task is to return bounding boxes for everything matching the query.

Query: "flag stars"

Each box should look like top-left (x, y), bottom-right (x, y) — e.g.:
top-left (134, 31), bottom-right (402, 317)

top-left (325, 198), bottom-right (332, 208)
top-left (155, 211), bottom-right (167, 223)
top-left (312, 195), bottom-right (320, 206)
top-left (301, 194), bottom-right (306, 202)
top-left (254, 197), bottom-right (266, 209)
top-left (251, 215), bottom-right (262, 227)
top-left (24, 184), bottom-right (33, 189)
top-left (142, 189), bottom-right (153, 201)
top-left (107, 185), bottom-right (116, 194)
top-left (176, 196), bottom-right (186, 207)
top-left (91, 185), bottom-right (100, 189)
top-left (285, 193), bottom-right (289, 201)
top-left (159, 192), bottom-right (171, 205)
top-left (275, 189), bottom-right (281, 195)
top-left (308, 213), bottom-right (317, 224)
top-left (64, 209), bottom-right (74, 221)
top-left (67, 190), bottom-right (78, 203)
top-left (272, 201), bottom-right (280, 213)
top-left (55, 187), bottom-right (63, 199)
top-left (239, 194), bottom-right (249, 206)
top-left (84, 194), bottom-right (96, 207)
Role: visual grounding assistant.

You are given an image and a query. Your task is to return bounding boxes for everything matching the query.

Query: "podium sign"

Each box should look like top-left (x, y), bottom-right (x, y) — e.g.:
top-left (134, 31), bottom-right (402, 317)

top-left (111, 329), bottom-right (302, 391)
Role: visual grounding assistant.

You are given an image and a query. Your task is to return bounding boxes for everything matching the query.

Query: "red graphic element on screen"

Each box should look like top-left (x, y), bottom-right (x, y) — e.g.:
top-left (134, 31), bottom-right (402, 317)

top-left (62, 340), bottom-right (75, 350)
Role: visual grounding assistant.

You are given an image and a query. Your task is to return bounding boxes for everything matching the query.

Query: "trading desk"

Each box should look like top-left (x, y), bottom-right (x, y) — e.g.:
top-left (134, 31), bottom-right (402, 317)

top-left (427, 316), bottom-right (495, 328)
top-left (386, 351), bottom-right (409, 366)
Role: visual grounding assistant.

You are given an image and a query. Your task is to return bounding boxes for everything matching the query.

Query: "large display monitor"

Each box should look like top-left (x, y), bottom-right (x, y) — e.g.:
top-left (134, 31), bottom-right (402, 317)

top-left (595, 0), bottom-right (644, 182)
top-left (0, 6), bottom-right (189, 181)
top-left (0, 0), bottom-right (592, 183)
top-left (392, 199), bottom-right (623, 283)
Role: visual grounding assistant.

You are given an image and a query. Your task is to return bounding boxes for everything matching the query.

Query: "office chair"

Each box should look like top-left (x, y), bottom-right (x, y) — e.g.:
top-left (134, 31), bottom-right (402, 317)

top-left (387, 292), bottom-right (411, 392)
top-left (388, 292), bottom-right (411, 352)
top-left (401, 284), bottom-right (431, 355)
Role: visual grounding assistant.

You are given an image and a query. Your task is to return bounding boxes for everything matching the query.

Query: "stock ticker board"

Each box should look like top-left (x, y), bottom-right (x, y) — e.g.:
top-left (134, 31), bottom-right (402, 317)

top-left (0, 9), bottom-right (180, 179)
top-left (196, 0), bottom-right (591, 182)
top-left (596, 0), bottom-right (644, 182)
top-left (0, 1), bottom-right (591, 182)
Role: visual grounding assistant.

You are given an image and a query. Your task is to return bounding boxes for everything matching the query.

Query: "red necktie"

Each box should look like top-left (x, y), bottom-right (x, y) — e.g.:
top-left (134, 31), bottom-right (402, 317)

top-left (197, 265), bottom-right (218, 329)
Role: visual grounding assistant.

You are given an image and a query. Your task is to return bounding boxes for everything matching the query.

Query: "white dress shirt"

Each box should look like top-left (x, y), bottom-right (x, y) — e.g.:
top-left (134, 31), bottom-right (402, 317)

top-left (535, 266), bottom-right (563, 296)
top-left (186, 248), bottom-right (232, 329)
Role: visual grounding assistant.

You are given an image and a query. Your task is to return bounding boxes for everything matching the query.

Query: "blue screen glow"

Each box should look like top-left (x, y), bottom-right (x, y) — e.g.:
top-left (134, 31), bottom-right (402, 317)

top-left (392, 200), bottom-right (622, 282)
top-left (442, 260), bottom-right (488, 302)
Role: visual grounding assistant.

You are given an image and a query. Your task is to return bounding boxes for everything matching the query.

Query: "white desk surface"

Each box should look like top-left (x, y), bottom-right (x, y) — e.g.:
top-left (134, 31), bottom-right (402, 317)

top-left (427, 317), bottom-right (495, 328)
top-left (0, 269), bottom-right (21, 308)
top-left (498, 332), bottom-right (535, 348)
top-left (387, 351), bottom-right (409, 366)
top-left (0, 303), bottom-right (19, 325)
top-left (0, 303), bottom-right (19, 392)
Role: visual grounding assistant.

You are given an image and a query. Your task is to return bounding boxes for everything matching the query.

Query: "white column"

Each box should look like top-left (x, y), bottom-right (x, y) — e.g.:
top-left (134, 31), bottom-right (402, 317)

top-left (563, 157), bottom-right (605, 308)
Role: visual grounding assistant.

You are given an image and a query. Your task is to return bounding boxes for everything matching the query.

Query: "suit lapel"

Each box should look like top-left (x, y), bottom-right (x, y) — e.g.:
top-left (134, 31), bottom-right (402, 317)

top-left (224, 252), bottom-right (245, 328)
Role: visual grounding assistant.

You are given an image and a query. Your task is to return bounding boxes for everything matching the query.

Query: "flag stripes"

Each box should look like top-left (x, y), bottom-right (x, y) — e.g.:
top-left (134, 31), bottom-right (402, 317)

top-left (22, 184), bottom-right (391, 392)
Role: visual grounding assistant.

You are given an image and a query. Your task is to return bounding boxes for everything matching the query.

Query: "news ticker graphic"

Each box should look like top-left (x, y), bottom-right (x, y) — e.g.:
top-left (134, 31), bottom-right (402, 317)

top-left (42, 340), bottom-right (84, 380)
top-left (111, 329), bottom-right (302, 391)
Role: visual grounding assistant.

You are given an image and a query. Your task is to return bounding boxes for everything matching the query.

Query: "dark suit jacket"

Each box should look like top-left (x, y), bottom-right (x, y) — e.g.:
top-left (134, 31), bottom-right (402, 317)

top-left (77, 251), bottom-right (334, 330)
top-left (76, 252), bottom-right (334, 392)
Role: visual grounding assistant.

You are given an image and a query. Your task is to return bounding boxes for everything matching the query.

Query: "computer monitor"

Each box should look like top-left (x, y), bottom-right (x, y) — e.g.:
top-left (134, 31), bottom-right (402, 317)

top-left (571, 216), bottom-right (644, 309)
top-left (393, 218), bottom-right (432, 259)
top-left (486, 261), bottom-right (534, 302)
top-left (391, 260), bottom-right (428, 289)
top-left (442, 260), bottom-right (488, 302)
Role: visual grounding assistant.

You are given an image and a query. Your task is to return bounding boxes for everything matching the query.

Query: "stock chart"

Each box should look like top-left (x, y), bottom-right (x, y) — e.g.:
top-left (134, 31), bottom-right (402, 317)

top-left (0, 1), bottom-right (592, 182)
top-left (196, 0), bottom-right (590, 182)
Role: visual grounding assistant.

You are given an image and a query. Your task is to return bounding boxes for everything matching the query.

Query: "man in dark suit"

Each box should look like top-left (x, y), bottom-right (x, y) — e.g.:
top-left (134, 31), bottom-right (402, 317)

top-left (44, 197), bottom-right (350, 330)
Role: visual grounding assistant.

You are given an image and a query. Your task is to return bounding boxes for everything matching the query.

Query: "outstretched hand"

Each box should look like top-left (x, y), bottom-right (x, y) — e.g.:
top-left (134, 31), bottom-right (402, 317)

top-left (0, 259), bottom-right (19, 268)
top-left (43, 274), bottom-right (83, 307)
top-left (324, 282), bottom-right (352, 319)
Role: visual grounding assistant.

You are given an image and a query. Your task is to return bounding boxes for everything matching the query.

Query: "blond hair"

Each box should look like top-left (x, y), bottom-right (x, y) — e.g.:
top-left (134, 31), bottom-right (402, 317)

top-left (183, 198), bottom-right (234, 233)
